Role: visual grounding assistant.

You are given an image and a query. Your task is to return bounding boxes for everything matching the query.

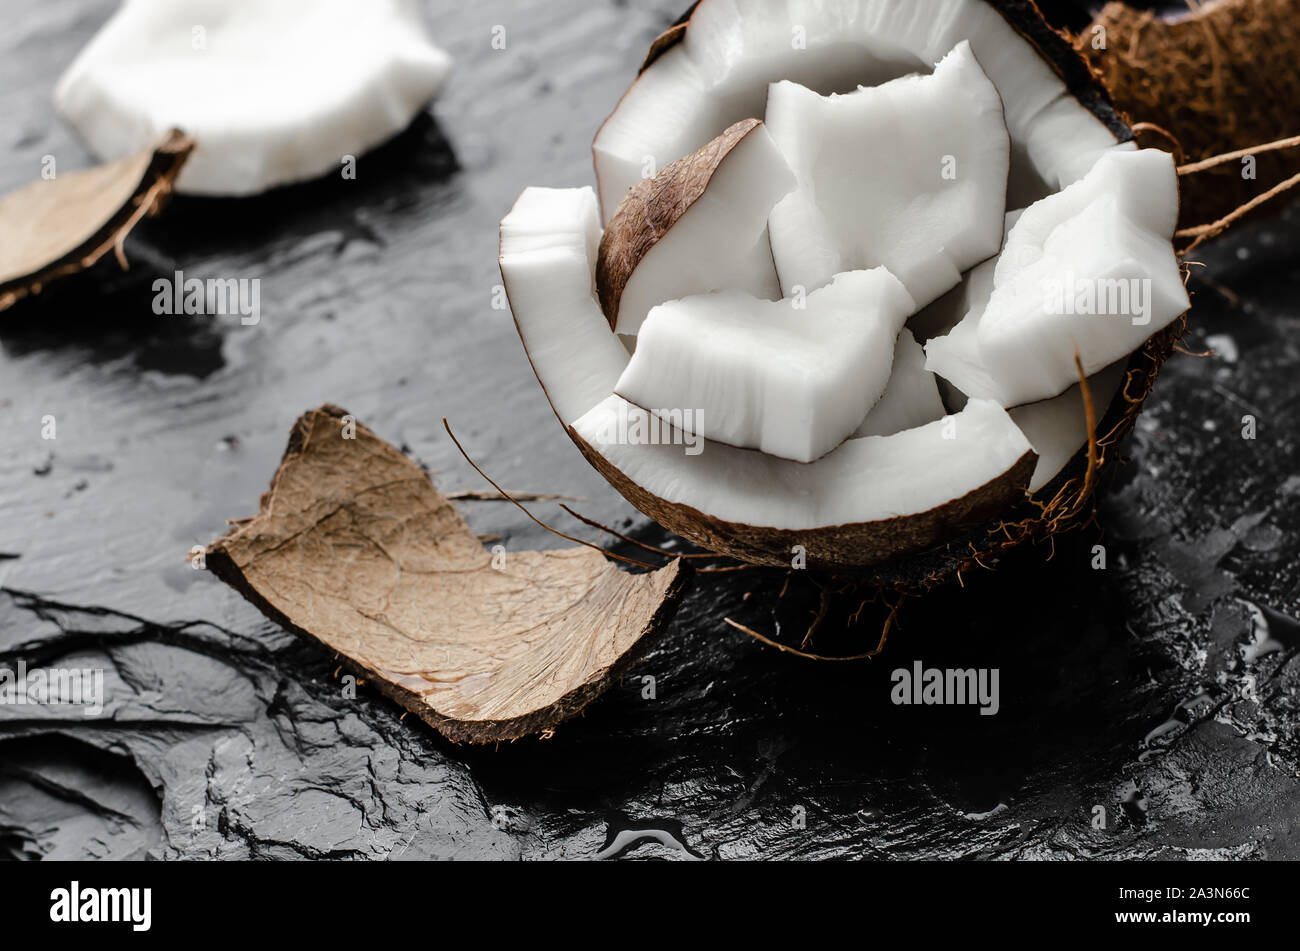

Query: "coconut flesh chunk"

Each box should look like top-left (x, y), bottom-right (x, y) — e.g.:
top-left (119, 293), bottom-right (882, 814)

top-left (907, 208), bottom-right (1023, 343)
top-left (593, 0), bottom-right (1131, 224)
top-left (614, 268), bottom-right (915, 463)
top-left (596, 119), bottom-right (795, 337)
top-left (765, 40), bottom-right (1010, 306)
top-left (920, 255), bottom-right (1002, 402)
top-left (1009, 360), bottom-right (1128, 493)
top-left (925, 148), bottom-right (1188, 407)
top-left (55, 0), bottom-right (452, 196)
top-left (853, 330), bottom-right (947, 438)
top-left (499, 187), bottom-right (631, 425)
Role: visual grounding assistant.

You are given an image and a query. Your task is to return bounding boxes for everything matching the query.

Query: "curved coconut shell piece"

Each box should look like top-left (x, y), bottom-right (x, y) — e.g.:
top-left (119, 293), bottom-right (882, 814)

top-left (596, 117), bottom-right (765, 328)
top-left (1078, 0), bottom-right (1300, 229)
top-left (0, 129), bottom-right (193, 312)
top-left (568, 423), bottom-right (1037, 572)
top-left (206, 405), bottom-right (690, 744)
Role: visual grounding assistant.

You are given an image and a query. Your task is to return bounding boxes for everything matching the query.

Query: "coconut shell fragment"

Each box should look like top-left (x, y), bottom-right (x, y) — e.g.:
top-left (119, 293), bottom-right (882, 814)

top-left (0, 129), bottom-right (193, 312)
top-left (205, 405), bottom-right (690, 744)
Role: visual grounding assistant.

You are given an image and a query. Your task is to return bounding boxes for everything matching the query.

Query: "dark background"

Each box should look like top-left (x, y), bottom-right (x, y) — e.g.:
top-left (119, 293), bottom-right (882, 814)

top-left (2, 0), bottom-right (1298, 860)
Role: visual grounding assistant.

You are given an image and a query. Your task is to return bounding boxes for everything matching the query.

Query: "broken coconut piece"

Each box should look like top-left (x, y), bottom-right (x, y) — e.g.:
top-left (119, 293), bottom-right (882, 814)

top-left (1009, 359), bottom-right (1128, 493)
top-left (570, 395), bottom-right (1035, 570)
top-left (596, 118), bottom-right (794, 336)
top-left (205, 405), bottom-right (689, 744)
top-left (925, 148), bottom-right (1188, 406)
top-left (852, 330), bottom-right (947, 438)
top-left (55, 0), bottom-right (452, 196)
top-left (593, 0), bottom-right (1132, 223)
top-left (614, 268), bottom-right (915, 463)
top-left (907, 208), bottom-right (1022, 343)
top-left (499, 186), bottom-right (632, 424)
top-left (766, 40), bottom-right (1010, 305)
top-left (0, 130), bottom-right (193, 312)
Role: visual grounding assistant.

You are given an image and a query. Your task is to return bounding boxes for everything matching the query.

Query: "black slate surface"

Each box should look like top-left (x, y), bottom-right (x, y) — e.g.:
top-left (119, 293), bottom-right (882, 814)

top-left (1, 0), bottom-right (1298, 861)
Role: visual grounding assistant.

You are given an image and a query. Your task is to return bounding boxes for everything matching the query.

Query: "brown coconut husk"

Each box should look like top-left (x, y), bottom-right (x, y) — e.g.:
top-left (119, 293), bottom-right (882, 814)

top-left (1076, 0), bottom-right (1300, 229)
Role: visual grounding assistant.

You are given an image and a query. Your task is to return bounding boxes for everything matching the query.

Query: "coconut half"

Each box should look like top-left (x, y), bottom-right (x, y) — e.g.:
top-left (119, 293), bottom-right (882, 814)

top-left (614, 268), bottom-right (915, 463)
top-left (765, 40), bottom-right (1010, 306)
top-left (501, 0), bottom-right (1188, 577)
top-left (55, 0), bottom-right (452, 195)
top-left (596, 118), bottom-right (794, 336)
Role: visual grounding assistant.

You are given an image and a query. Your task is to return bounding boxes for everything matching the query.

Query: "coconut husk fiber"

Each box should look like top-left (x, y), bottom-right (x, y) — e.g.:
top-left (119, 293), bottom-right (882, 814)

top-left (1077, 0), bottom-right (1300, 229)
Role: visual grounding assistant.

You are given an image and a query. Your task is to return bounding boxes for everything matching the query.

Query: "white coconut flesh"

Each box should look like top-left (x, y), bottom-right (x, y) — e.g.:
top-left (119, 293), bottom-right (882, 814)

top-left (765, 41), bottom-right (1010, 307)
top-left (614, 269), bottom-right (915, 463)
top-left (924, 149), bottom-right (1188, 407)
top-left (501, 193), bottom-right (1035, 540)
top-left (853, 331), bottom-right (946, 439)
top-left (593, 0), bottom-right (1133, 223)
top-left (573, 395), bottom-right (1032, 533)
top-left (603, 121), bottom-right (795, 336)
top-left (499, 188), bottom-right (630, 425)
top-left (1009, 360), bottom-right (1128, 493)
top-left (55, 0), bottom-right (452, 196)
top-left (907, 208), bottom-right (1022, 342)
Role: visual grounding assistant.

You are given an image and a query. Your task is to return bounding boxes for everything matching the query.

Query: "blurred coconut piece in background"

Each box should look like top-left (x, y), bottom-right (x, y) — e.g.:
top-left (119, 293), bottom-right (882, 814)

top-left (54, 0), bottom-right (452, 196)
top-left (0, 130), bottom-right (193, 312)
top-left (1075, 0), bottom-right (1300, 230)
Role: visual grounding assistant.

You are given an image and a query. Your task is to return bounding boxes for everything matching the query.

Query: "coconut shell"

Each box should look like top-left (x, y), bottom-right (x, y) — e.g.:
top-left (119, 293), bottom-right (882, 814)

top-left (1076, 0), bottom-right (1300, 230)
top-left (0, 129), bottom-right (193, 312)
top-left (596, 117), bottom-right (766, 329)
top-left (206, 405), bottom-right (691, 744)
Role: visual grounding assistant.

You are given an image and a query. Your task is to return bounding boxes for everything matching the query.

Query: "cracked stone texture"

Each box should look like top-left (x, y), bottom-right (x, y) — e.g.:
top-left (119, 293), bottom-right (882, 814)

top-left (2, 0), bottom-right (1299, 861)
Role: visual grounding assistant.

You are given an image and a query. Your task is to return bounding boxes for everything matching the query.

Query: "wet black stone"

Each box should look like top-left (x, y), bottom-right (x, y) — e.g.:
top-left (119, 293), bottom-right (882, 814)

top-left (1, 0), bottom-right (1298, 861)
